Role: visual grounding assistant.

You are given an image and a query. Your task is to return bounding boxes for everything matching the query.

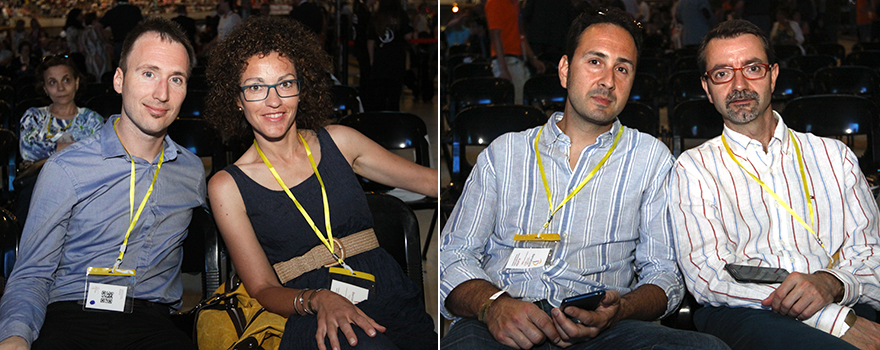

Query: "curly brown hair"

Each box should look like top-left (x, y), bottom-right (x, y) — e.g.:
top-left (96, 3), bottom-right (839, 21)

top-left (205, 16), bottom-right (332, 143)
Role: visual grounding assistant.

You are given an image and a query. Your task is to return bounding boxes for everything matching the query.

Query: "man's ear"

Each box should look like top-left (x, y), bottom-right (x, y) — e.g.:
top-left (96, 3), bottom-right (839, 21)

top-left (558, 55), bottom-right (569, 89)
top-left (113, 67), bottom-right (124, 94)
top-left (701, 76), bottom-right (713, 104)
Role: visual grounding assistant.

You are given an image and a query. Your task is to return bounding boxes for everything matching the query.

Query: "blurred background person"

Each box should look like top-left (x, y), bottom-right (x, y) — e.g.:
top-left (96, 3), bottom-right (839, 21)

top-left (16, 55), bottom-right (103, 227)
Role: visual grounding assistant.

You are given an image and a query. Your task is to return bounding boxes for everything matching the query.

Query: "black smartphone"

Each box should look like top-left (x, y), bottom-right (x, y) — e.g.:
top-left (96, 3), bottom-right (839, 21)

top-left (559, 290), bottom-right (606, 312)
top-left (725, 263), bottom-right (790, 283)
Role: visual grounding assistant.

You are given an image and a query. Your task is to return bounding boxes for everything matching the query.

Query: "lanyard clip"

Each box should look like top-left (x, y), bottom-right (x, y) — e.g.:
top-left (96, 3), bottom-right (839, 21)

top-left (112, 258), bottom-right (123, 272)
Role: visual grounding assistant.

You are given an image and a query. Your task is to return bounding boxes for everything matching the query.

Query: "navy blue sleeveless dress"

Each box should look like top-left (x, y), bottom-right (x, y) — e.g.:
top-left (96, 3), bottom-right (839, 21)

top-left (224, 128), bottom-right (436, 350)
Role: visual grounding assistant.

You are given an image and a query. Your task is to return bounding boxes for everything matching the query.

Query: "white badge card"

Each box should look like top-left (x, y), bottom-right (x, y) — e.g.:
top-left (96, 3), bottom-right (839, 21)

top-left (505, 248), bottom-right (552, 269)
top-left (330, 280), bottom-right (370, 304)
top-left (327, 267), bottom-right (375, 304)
top-left (83, 267), bottom-right (135, 313)
top-left (84, 282), bottom-right (128, 312)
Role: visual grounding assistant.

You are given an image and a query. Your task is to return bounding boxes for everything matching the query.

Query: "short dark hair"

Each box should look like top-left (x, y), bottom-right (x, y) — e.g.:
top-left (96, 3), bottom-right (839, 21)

top-left (697, 19), bottom-right (775, 73)
top-left (205, 16), bottom-right (331, 143)
top-left (118, 17), bottom-right (195, 76)
top-left (565, 8), bottom-right (643, 65)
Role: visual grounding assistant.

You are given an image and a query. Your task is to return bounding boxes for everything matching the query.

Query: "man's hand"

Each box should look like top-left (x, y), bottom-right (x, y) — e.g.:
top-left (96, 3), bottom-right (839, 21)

top-left (761, 271), bottom-right (843, 320)
top-left (550, 290), bottom-right (623, 344)
top-left (484, 296), bottom-right (561, 349)
top-left (841, 316), bottom-right (880, 350)
top-left (0, 336), bottom-right (29, 350)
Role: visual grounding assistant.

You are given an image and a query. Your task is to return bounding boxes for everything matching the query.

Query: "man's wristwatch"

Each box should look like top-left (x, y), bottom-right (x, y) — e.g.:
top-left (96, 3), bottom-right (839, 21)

top-left (477, 290), bottom-right (507, 323)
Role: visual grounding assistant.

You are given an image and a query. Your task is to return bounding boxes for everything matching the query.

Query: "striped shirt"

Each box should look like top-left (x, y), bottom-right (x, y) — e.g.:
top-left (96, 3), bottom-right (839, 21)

top-left (670, 112), bottom-right (880, 336)
top-left (440, 112), bottom-right (682, 321)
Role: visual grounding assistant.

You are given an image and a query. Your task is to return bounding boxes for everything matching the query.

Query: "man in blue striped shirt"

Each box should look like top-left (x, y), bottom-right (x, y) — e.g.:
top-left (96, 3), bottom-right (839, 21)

top-left (440, 8), bottom-right (728, 350)
top-left (670, 19), bottom-right (880, 350)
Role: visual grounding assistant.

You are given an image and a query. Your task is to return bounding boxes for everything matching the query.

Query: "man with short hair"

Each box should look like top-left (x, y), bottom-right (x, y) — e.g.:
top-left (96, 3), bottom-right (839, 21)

top-left (440, 8), bottom-right (729, 350)
top-left (670, 19), bottom-right (880, 350)
top-left (0, 18), bottom-right (205, 350)
top-left (100, 0), bottom-right (143, 67)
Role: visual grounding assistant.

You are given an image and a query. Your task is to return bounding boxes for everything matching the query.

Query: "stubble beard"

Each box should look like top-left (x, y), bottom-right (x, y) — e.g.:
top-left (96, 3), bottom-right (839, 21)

top-left (723, 89), bottom-right (761, 125)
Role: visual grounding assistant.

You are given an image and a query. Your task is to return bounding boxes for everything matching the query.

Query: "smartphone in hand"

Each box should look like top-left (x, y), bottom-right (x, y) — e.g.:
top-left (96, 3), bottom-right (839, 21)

top-left (725, 263), bottom-right (790, 283)
top-left (559, 290), bottom-right (606, 312)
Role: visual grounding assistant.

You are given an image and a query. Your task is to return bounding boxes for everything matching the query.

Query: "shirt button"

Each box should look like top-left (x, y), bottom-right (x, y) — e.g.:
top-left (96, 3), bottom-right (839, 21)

top-left (790, 258), bottom-right (796, 263)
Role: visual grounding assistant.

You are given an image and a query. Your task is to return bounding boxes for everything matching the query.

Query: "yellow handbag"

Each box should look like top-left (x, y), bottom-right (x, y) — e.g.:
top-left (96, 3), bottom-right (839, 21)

top-left (193, 273), bottom-right (287, 350)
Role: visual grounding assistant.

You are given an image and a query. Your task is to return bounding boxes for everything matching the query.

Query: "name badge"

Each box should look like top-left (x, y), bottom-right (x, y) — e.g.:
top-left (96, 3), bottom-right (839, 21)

top-left (328, 267), bottom-right (375, 304)
top-left (505, 248), bottom-right (551, 269)
top-left (85, 282), bottom-right (128, 312)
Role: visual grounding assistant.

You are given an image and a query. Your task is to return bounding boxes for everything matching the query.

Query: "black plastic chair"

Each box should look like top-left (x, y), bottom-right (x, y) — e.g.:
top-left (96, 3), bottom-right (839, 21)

top-left (774, 44), bottom-right (803, 63)
top-left (784, 94), bottom-right (880, 175)
top-left (806, 43), bottom-right (846, 61)
top-left (85, 93), bottom-right (123, 120)
top-left (447, 44), bottom-right (473, 56)
top-left (672, 55), bottom-right (699, 73)
top-left (445, 54), bottom-right (481, 71)
top-left (852, 42), bottom-right (880, 52)
top-left (772, 68), bottom-right (811, 104)
top-left (0, 207), bottom-right (20, 290)
top-left (13, 76), bottom-right (40, 103)
top-left (339, 112), bottom-right (438, 256)
top-left (844, 50), bottom-right (880, 70)
top-left (78, 82), bottom-right (112, 105)
top-left (668, 70), bottom-right (707, 111)
top-left (339, 111), bottom-right (432, 192)
top-left (166, 117), bottom-right (226, 176)
top-left (786, 54), bottom-right (837, 76)
top-left (618, 101), bottom-right (660, 137)
top-left (629, 73), bottom-right (660, 111)
top-left (451, 62), bottom-right (493, 84)
top-left (447, 105), bottom-right (546, 188)
top-left (523, 74), bottom-right (566, 114)
top-left (448, 77), bottom-right (515, 123)
top-left (813, 66), bottom-right (880, 101)
top-left (330, 85), bottom-right (361, 120)
top-left (180, 206), bottom-right (223, 299)
top-left (637, 57), bottom-right (670, 83)
top-left (365, 192), bottom-right (424, 291)
top-left (672, 99), bottom-right (724, 156)
top-left (179, 89), bottom-right (207, 118)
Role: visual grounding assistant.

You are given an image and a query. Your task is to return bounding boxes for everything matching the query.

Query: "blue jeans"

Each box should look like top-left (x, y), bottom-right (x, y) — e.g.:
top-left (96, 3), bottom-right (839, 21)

top-left (693, 306), bottom-right (865, 350)
top-left (442, 301), bottom-right (730, 350)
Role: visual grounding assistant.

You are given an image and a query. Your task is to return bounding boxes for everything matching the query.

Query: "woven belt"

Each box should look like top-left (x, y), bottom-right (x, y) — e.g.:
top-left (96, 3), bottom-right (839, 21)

top-left (273, 228), bottom-right (379, 284)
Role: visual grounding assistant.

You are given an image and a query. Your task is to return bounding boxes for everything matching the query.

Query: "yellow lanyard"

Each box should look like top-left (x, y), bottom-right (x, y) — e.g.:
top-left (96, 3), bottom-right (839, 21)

top-left (254, 135), bottom-right (351, 271)
top-left (110, 118), bottom-right (164, 271)
top-left (534, 124), bottom-right (621, 228)
top-left (45, 112), bottom-right (73, 139)
top-left (722, 131), bottom-right (837, 266)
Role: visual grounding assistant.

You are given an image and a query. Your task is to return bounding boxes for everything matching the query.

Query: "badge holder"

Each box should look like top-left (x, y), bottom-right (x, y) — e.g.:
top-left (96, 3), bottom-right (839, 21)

top-left (327, 266), bottom-right (375, 304)
top-left (83, 267), bottom-right (135, 313)
top-left (507, 227), bottom-right (561, 269)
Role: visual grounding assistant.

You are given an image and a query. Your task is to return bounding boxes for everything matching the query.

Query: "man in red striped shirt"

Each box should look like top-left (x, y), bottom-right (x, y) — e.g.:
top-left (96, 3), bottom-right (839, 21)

top-left (670, 19), bottom-right (880, 350)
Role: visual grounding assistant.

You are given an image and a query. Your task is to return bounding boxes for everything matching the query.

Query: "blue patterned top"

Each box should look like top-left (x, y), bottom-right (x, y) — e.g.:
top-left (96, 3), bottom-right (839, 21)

top-left (19, 106), bottom-right (104, 162)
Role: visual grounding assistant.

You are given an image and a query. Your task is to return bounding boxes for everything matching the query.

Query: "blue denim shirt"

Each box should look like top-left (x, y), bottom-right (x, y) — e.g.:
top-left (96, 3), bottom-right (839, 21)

top-left (0, 115), bottom-right (206, 345)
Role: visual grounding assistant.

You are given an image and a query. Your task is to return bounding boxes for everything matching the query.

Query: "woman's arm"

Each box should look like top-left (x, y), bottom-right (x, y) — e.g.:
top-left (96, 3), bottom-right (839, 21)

top-left (327, 125), bottom-right (438, 198)
top-left (208, 170), bottom-right (385, 350)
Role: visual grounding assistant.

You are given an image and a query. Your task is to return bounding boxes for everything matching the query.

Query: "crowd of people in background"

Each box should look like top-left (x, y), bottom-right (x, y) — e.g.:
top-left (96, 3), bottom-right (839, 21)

top-left (443, 0), bottom-right (880, 61)
top-left (0, 0), bottom-right (438, 107)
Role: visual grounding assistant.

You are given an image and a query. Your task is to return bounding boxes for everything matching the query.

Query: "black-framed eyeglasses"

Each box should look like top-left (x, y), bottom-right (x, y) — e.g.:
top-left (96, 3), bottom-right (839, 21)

top-left (239, 79), bottom-right (301, 102)
top-left (704, 63), bottom-right (771, 84)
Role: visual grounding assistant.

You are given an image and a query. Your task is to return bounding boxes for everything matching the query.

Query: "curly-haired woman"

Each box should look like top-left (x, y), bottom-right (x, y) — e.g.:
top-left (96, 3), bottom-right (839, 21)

top-left (205, 16), bottom-right (437, 350)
